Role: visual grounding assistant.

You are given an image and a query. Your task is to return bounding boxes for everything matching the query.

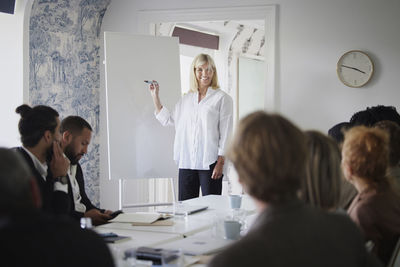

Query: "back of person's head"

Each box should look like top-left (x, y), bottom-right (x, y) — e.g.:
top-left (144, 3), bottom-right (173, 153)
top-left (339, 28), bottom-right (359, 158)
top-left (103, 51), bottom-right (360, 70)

top-left (328, 122), bottom-right (351, 145)
top-left (189, 53), bottom-right (219, 92)
top-left (60, 116), bottom-right (92, 134)
top-left (342, 126), bottom-right (389, 186)
top-left (374, 120), bottom-right (400, 167)
top-left (15, 104), bottom-right (59, 147)
top-left (0, 148), bottom-right (37, 215)
top-left (350, 105), bottom-right (400, 127)
top-left (301, 131), bottom-right (342, 210)
top-left (227, 111), bottom-right (307, 204)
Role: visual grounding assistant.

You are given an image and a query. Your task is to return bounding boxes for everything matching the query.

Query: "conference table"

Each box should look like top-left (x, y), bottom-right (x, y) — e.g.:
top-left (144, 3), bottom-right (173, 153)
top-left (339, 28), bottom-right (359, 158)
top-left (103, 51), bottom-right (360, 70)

top-left (95, 194), bottom-right (257, 266)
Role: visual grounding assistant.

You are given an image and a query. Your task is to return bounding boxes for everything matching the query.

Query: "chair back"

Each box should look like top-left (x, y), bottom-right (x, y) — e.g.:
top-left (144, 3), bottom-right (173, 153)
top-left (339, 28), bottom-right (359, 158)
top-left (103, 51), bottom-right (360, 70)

top-left (388, 237), bottom-right (400, 267)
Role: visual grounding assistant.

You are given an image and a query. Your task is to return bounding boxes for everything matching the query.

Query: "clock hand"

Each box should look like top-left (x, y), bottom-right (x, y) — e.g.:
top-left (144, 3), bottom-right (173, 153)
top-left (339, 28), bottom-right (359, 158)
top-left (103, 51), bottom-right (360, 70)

top-left (341, 64), bottom-right (366, 74)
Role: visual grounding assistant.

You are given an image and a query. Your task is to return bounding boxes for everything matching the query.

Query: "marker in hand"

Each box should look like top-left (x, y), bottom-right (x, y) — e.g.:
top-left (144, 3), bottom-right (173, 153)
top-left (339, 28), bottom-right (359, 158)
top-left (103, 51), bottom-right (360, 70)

top-left (144, 80), bottom-right (158, 85)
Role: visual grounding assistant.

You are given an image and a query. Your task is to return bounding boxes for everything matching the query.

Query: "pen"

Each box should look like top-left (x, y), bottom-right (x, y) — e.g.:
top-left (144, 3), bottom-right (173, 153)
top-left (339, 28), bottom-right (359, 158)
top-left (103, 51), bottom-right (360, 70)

top-left (144, 80), bottom-right (157, 84)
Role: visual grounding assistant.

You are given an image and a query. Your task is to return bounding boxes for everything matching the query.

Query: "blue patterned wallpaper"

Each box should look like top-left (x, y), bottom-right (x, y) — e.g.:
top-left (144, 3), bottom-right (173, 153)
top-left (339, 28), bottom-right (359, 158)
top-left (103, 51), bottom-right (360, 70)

top-left (29, 0), bottom-right (111, 206)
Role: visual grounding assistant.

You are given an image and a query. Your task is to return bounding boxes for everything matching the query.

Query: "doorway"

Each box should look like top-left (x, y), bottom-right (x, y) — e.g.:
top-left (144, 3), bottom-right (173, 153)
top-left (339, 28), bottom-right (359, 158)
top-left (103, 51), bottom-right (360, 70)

top-left (136, 5), bottom-right (276, 196)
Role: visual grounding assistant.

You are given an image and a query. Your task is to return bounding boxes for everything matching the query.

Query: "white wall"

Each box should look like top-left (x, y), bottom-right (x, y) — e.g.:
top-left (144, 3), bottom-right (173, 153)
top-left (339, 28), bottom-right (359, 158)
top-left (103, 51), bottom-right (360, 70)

top-left (0, 0), bottom-right (31, 147)
top-left (100, 0), bottom-right (400, 208)
top-left (102, 0), bottom-right (400, 130)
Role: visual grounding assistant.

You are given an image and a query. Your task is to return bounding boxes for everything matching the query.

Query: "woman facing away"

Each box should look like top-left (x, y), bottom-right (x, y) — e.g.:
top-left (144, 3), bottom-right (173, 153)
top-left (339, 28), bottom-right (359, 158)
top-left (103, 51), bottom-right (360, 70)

top-left (374, 120), bottom-right (400, 185)
top-left (300, 130), bottom-right (342, 211)
top-left (342, 126), bottom-right (400, 265)
top-left (148, 54), bottom-right (233, 201)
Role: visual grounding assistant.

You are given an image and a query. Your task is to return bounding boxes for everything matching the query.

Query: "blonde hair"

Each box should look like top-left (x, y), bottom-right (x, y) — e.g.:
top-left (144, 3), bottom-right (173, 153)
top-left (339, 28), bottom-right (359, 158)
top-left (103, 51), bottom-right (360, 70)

top-left (342, 126), bottom-right (389, 186)
top-left (189, 54), bottom-right (219, 92)
top-left (301, 131), bottom-right (342, 210)
top-left (227, 111), bottom-right (307, 203)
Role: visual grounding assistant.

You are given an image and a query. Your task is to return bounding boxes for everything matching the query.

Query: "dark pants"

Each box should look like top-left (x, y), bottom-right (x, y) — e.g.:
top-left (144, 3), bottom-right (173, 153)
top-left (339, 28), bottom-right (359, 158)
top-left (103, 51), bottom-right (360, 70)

top-left (178, 162), bottom-right (223, 201)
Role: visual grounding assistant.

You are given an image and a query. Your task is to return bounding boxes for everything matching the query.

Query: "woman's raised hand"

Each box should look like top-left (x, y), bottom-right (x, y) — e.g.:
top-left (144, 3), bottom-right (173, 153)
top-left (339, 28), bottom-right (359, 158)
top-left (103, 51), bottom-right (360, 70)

top-left (147, 80), bottom-right (163, 113)
top-left (148, 80), bottom-right (159, 97)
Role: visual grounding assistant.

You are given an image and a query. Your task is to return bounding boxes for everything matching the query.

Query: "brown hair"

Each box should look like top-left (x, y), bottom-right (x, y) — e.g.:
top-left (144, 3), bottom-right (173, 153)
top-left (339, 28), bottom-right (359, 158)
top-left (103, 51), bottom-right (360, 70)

top-left (227, 111), bottom-right (307, 203)
top-left (342, 126), bottom-right (389, 186)
top-left (374, 120), bottom-right (400, 167)
top-left (301, 131), bottom-right (342, 210)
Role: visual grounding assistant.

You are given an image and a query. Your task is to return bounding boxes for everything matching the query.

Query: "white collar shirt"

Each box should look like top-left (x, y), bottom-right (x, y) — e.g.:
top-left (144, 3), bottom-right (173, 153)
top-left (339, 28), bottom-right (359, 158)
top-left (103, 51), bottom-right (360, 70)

top-left (21, 147), bottom-right (68, 193)
top-left (155, 88), bottom-right (233, 170)
top-left (68, 164), bottom-right (86, 213)
top-left (22, 146), bottom-right (48, 181)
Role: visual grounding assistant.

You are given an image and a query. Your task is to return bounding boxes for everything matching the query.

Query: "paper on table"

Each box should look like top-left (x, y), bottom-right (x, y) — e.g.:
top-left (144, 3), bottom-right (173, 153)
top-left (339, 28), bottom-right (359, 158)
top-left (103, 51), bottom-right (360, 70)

top-left (158, 236), bottom-right (233, 256)
top-left (110, 212), bottom-right (171, 224)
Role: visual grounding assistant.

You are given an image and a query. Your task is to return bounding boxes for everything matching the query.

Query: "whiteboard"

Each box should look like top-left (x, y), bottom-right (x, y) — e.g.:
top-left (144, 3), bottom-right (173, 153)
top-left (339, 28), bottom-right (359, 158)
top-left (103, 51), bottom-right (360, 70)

top-left (104, 32), bottom-right (181, 179)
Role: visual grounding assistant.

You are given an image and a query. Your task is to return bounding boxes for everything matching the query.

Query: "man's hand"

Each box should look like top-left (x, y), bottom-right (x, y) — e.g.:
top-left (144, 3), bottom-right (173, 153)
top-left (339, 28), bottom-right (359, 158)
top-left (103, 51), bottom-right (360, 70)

top-left (49, 141), bottom-right (70, 178)
top-left (84, 209), bottom-right (111, 226)
top-left (103, 210), bottom-right (113, 215)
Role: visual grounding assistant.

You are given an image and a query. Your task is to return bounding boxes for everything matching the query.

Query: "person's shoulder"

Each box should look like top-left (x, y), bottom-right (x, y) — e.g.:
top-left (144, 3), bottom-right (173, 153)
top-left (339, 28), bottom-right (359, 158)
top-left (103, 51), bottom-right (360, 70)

top-left (180, 91), bottom-right (196, 101)
top-left (315, 207), bottom-right (367, 241)
top-left (213, 88), bottom-right (228, 96)
top-left (12, 146), bottom-right (26, 157)
top-left (213, 88), bottom-right (233, 103)
top-left (208, 235), bottom-right (263, 267)
top-left (1, 213), bottom-right (114, 267)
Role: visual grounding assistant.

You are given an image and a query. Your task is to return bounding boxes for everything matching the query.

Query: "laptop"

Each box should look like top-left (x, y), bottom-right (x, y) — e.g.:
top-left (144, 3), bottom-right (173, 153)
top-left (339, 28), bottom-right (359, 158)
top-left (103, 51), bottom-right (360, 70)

top-left (157, 205), bottom-right (208, 215)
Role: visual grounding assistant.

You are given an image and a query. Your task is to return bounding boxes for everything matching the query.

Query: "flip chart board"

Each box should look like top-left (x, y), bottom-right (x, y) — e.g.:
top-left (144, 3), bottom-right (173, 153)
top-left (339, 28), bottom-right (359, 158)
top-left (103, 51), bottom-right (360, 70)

top-left (104, 32), bottom-right (181, 179)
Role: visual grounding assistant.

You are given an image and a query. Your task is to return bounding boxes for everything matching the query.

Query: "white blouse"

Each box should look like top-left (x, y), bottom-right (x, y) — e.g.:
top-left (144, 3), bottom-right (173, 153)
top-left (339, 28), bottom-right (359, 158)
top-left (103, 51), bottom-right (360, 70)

top-left (156, 88), bottom-right (233, 170)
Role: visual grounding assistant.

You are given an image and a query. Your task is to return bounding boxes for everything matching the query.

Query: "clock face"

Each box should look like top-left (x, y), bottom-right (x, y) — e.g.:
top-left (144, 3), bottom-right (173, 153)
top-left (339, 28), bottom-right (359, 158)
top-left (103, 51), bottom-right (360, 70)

top-left (337, 50), bottom-right (374, 88)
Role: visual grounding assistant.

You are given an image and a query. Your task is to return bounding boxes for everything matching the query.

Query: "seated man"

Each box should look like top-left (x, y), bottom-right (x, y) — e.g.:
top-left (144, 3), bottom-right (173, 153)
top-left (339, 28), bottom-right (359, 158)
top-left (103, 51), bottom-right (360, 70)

top-left (14, 104), bottom-right (70, 214)
top-left (0, 148), bottom-right (115, 267)
top-left (209, 111), bottom-right (382, 267)
top-left (60, 116), bottom-right (113, 225)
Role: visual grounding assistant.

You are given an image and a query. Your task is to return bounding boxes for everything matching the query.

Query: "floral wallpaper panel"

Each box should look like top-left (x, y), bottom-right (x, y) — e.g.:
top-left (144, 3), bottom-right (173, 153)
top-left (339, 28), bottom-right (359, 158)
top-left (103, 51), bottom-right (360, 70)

top-left (29, 0), bottom-right (111, 206)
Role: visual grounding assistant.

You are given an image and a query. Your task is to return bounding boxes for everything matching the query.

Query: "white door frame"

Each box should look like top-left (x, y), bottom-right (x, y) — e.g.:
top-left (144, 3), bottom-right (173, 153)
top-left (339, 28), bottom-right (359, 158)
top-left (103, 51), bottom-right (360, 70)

top-left (137, 5), bottom-right (278, 111)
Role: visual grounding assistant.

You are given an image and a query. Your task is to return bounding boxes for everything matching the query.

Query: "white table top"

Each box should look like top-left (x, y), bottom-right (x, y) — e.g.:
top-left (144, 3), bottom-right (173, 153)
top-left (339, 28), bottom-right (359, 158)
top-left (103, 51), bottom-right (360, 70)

top-left (99, 195), bottom-right (256, 237)
top-left (94, 227), bottom-right (182, 250)
top-left (184, 194), bottom-right (256, 212)
top-left (96, 195), bottom-right (257, 266)
top-left (98, 215), bottom-right (212, 236)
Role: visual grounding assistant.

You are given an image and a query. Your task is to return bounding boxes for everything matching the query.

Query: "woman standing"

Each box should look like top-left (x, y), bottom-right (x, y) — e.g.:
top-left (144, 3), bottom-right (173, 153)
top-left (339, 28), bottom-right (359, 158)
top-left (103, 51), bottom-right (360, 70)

top-left (148, 54), bottom-right (233, 200)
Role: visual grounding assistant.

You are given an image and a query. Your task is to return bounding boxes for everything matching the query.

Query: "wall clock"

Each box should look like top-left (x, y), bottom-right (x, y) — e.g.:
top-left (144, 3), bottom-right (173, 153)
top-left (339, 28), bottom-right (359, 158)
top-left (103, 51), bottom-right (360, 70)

top-left (337, 50), bottom-right (374, 88)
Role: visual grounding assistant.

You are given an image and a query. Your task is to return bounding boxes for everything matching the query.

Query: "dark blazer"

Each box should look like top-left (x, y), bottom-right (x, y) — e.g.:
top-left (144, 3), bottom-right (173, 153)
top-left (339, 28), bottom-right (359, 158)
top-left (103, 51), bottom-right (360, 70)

top-left (14, 147), bottom-right (70, 215)
top-left (69, 163), bottom-right (103, 221)
top-left (209, 199), bottom-right (383, 267)
top-left (0, 211), bottom-right (114, 267)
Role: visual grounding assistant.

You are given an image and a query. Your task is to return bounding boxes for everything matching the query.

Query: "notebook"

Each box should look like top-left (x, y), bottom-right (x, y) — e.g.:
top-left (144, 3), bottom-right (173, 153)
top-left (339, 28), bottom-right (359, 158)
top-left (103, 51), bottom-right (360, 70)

top-left (158, 236), bottom-right (232, 255)
top-left (109, 212), bottom-right (172, 225)
top-left (157, 205), bottom-right (208, 215)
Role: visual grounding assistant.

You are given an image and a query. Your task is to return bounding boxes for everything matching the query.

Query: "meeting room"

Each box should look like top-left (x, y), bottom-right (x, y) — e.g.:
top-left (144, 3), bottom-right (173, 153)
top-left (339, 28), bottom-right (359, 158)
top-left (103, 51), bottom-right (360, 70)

top-left (1, 0), bottom-right (400, 266)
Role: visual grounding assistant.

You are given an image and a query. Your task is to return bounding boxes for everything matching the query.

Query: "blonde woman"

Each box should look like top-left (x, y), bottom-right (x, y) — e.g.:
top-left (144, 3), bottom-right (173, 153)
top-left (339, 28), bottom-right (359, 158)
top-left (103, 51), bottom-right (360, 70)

top-left (301, 131), bottom-right (342, 211)
top-left (342, 126), bottom-right (400, 265)
top-left (148, 54), bottom-right (233, 200)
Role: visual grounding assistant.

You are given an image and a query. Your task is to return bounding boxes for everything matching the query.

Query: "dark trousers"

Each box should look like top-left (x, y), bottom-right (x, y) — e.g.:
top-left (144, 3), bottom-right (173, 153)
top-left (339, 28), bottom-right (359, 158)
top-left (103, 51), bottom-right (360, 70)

top-left (178, 162), bottom-right (223, 201)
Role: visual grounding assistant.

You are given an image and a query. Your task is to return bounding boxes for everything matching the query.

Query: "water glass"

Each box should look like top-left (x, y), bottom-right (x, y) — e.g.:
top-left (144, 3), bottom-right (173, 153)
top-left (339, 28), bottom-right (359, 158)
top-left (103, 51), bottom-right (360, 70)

top-left (173, 201), bottom-right (188, 220)
top-left (229, 195), bottom-right (242, 210)
top-left (224, 220), bottom-right (242, 240)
